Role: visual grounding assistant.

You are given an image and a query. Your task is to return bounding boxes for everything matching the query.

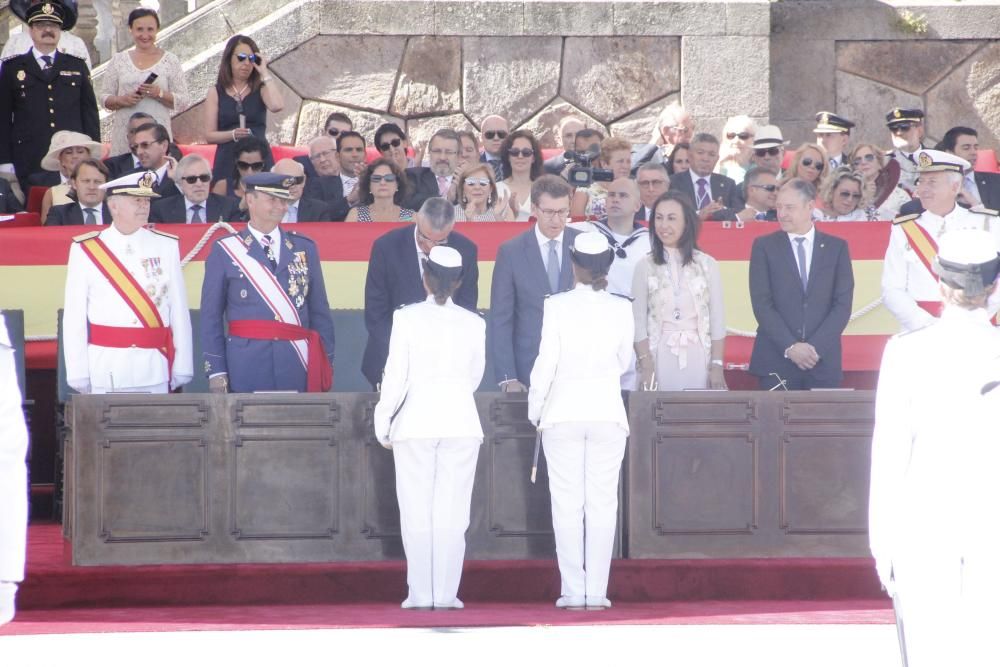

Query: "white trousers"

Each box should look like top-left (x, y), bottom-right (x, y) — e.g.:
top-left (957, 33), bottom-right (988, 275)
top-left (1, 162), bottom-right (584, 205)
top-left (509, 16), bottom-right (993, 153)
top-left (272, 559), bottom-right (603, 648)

top-left (542, 421), bottom-right (626, 600)
top-left (0, 342), bottom-right (28, 583)
top-left (393, 437), bottom-right (481, 606)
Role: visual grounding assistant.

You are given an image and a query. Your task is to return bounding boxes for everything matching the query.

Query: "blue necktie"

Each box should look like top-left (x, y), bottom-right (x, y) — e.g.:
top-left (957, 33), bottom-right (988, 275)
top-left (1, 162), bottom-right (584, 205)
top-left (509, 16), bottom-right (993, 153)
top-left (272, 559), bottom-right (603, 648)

top-left (546, 239), bottom-right (560, 294)
top-left (795, 237), bottom-right (808, 291)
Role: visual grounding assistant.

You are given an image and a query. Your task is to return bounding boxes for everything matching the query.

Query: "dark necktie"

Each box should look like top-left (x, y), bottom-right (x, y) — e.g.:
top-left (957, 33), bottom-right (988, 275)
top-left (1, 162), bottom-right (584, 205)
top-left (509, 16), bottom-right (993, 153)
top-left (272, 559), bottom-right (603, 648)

top-left (83, 207), bottom-right (97, 225)
top-left (190, 204), bottom-right (203, 224)
top-left (795, 237), bottom-right (808, 291)
top-left (696, 178), bottom-right (709, 209)
top-left (262, 234), bottom-right (277, 270)
top-left (41, 55), bottom-right (52, 69)
top-left (488, 158), bottom-right (503, 182)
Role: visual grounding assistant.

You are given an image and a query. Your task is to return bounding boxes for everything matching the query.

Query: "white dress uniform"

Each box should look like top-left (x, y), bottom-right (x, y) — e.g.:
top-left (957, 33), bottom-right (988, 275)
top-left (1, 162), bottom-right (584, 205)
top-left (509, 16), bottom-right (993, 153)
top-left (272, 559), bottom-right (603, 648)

top-left (0, 313), bottom-right (28, 626)
top-left (528, 232), bottom-right (634, 609)
top-left (63, 209), bottom-right (193, 393)
top-left (870, 230), bottom-right (1000, 667)
top-left (373, 247), bottom-right (486, 610)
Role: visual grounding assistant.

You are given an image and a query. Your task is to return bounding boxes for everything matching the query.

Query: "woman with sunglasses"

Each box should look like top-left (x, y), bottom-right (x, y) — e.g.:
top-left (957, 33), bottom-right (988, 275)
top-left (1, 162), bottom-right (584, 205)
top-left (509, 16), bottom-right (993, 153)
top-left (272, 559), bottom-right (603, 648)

top-left (781, 144), bottom-right (829, 189)
top-left (345, 158), bottom-right (413, 222)
top-left (716, 116), bottom-right (757, 185)
top-left (819, 167), bottom-right (874, 222)
top-left (496, 130), bottom-right (542, 221)
top-left (204, 35), bottom-right (284, 186)
top-left (633, 192), bottom-right (727, 392)
top-left (850, 143), bottom-right (912, 220)
top-left (453, 163), bottom-right (512, 222)
top-left (666, 142), bottom-right (690, 176)
top-left (101, 8), bottom-right (190, 157)
top-left (211, 136), bottom-right (267, 214)
top-left (375, 123), bottom-right (415, 172)
top-left (570, 137), bottom-right (633, 219)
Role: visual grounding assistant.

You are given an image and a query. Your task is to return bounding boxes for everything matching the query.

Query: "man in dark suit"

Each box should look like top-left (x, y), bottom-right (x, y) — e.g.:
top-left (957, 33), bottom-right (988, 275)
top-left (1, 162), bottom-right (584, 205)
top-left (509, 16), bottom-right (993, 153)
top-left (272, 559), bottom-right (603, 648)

top-left (148, 154), bottom-right (240, 224)
top-left (669, 133), bottom-right (743, 219)
top-left (403, 128), bottom-right (460, 212)
top-left (361, 197), bottom-right (479, 388)
top-left (935, 126), bottom-right (1000, 210)
top-left (131, 122), bottom-right (180, 198)
top-left (749, 178), bottom-right (854, 390)
top-left (711, 166), bottom-right (779, 222)
top-left (270, 159), bottom-right (332, 223)
top-left (479, 115), bottom-right (510, 182)
top-left (44, 158), bottom-right (109, 225)
top-left (298, 135), bottom-right (349, 220)
top-left (634, 162), bottom-right (670, 223)
top-left (103, 111), bottom-right (182, 180)
top-left (0, 3), bottom-right (100, 192)
top-left (490, 175), bottom-right (581, 391)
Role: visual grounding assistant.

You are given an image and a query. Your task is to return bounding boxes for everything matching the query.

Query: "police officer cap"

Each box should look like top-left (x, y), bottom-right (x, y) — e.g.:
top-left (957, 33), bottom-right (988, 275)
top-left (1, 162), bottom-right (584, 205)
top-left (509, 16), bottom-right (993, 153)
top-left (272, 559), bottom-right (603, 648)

top-left (813, 111), bottom-right (854, 134)
top-left (915, 149), bottom-right (970, 175)
top-left (424, 246), bottom-right (463, 281)
top-left (885, 107), bottom-right (925, 127)
top-left (933, 229), bottom-right (1000, 297)
top-left (570, 231), bottom-right (615, 274)
top-left (244, 172), bottom-right (295, 200)
top-left (100, 170), bottom-right (160, 198)
top-left (23, 2), bottom-right (70, 28)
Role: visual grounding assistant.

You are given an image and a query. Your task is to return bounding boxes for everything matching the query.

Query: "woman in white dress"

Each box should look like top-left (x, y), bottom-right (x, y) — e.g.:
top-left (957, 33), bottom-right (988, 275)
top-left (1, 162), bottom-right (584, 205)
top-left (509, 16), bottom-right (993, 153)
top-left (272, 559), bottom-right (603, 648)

top-left (374, 245), bottom-right (486, 611)
top-left (632, 192), bottom-right (727, 391)
top-left (528, 232), bottom-right (634, 611)
top-left (100, 8), bottom-right (190, 156)
top-left (496, 129), bottom-right (542, 222)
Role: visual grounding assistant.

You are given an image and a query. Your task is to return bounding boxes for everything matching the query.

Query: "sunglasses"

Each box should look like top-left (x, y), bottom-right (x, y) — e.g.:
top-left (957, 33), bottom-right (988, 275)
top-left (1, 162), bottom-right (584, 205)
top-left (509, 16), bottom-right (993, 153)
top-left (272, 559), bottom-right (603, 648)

top-left (852, 154), bottom-right (877, 166)
top-left (836, 191), bottom-right (862, 201)
top-left (890, 123), bottom-right (916, 134)
top-left (236, 160), bottom-right (265, 171)
top-left (286, 176), bottom-right (305, 185)
top-left (483, 130), bottom-right (508, 140)
top-left (800, 157), bottom-right (824, 171)
top-left (464, 177), bottom-right (490, 187)
top-left (754, 147), bottom-right (781, 157)
top-left (726, 132), bottom-right (753, 141)
top-left (181, 174), bottom-right (212, 184)
top-left (751, 184), bottom-right (778, 192)
top-left (378, 138), bottom-right (403, 152)
top-left (507, 148), bottom-right (534, 158)
top-left (370, 174), bottom-right (397, 183)
top-left (327, 128), bottom-right (342, 137)
top-left (235, 53), bottom-right (261, 65)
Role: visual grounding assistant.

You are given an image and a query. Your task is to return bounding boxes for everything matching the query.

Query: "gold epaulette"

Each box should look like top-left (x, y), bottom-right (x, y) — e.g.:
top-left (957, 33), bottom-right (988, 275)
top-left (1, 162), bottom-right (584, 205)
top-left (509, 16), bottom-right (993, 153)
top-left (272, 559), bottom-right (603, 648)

top-left (892, 213), bottom-right (920, 225)
top-left (72, 230), bottom-right (100, 242)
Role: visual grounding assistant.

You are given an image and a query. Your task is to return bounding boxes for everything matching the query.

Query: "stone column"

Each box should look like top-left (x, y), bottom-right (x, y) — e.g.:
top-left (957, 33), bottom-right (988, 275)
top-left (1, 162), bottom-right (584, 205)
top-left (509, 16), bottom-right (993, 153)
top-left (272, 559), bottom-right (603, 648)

top-left (76, 0), bottom-right (100, 66)
top-left (113, 0), bottom-right (141, 52)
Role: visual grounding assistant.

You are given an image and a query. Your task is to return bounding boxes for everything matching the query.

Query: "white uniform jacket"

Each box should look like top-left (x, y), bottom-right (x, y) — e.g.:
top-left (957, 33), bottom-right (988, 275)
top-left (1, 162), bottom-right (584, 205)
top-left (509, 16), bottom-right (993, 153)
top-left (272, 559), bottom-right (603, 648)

top-left (528, 285), bottom-right (634, 432)
top-left (881, 205), bottom-right (1000, 331)
top-left (869, 307), bottom-right (1000, 593)
top-left (63, 225), bottom-right (193, 393)
top-left (373, 297), bottom-right (486, 446)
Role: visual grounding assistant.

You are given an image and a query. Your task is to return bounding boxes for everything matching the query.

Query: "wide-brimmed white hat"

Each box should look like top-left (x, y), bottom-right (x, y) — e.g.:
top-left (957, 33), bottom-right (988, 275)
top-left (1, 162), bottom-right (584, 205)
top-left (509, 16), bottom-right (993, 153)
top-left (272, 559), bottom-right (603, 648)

top-left (41, 130), bottom-right (103, 172)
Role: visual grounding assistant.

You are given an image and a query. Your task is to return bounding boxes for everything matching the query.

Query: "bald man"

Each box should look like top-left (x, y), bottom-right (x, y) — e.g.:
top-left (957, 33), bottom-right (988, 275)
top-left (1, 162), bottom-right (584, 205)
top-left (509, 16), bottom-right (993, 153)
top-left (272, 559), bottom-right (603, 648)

top-left (480, 115), bottom-right (510, 181)
top-left (544, 116), bottom-right (586, 175)
top-left (271, 158), bottom-right (333, 223)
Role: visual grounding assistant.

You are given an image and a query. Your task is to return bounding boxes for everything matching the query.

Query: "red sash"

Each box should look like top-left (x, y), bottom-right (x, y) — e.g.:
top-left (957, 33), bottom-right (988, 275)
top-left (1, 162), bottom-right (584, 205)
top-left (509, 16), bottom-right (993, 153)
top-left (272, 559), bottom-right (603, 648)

top-left (78, 236), bottom-right (174, 375)
top-left (228, 320), bottom-right (332, 392)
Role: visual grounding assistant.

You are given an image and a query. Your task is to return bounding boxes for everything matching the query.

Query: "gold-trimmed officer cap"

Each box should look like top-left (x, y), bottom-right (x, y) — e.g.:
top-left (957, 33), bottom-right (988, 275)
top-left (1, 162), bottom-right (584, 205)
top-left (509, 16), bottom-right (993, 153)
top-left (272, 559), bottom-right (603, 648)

top-left (813, 111), bottom-right (854, 134)
top-left (885, 107), bottom-right (925, 127)
top-left (100, 170), bottom-right (161, 198)
top-left (26, 2), bottom-right (65, 26)
top-left (244, 172), bottom-right (295, 200)
top-left (915, 149), bottom-right (970, 175)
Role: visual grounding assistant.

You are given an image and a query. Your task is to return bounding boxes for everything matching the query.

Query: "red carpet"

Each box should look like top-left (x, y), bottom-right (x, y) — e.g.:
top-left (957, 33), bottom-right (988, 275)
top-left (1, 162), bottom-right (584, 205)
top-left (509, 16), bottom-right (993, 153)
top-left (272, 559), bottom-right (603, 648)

top-left (5, 524), bottom-right (892, 635)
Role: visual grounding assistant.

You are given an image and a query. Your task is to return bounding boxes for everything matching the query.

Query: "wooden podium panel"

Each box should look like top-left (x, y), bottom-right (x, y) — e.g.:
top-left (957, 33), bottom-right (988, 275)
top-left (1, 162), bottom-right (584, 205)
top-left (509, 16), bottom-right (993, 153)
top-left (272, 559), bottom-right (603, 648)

top-left (627, 391), bottom-right (874, 558)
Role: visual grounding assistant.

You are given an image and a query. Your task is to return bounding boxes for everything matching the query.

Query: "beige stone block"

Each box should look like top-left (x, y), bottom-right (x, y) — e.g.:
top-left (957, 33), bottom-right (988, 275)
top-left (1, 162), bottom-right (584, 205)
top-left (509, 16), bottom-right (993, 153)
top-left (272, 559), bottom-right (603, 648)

top-left (266, 75), bottom-right (303, 146)
top-left (391, 37), bottom-right (462, 117)
top-left (522, 2), bottom-right (613, 36)
top-left (837, 40), bottom-right (982, 97)
top-left (406, 114), bottom-right (477, 153)
top-left (560, 36), bottom-right (680, 124)
top-left (927, 42), bottom-right (1000, 150)
top-left (462, 36), bottom-right (562, 127)
top-left (608, 94), bottom-right (679, 145)
top-left (681, 36), bottom-right (769, 119)
top-left (435, 1), bottom-right (524, 35)
top-left (171, 102), bottom-right (207, 146)
top-left (519, 99), bottom-right (607, 149)
top-left (725, 0), bottom-right (770, 37)
top-left (295, 101), bottom-right (404, 146)
top-left (319, 0), bottom-right (436, 35)
top-left (835, 71), bottom-right (922, 148)
top-left (768, 37), bottom-right (835, 124)
top-left (270, 35), bottom-right (405, 111)
top-left (612, 1), bottom-right (725, 37)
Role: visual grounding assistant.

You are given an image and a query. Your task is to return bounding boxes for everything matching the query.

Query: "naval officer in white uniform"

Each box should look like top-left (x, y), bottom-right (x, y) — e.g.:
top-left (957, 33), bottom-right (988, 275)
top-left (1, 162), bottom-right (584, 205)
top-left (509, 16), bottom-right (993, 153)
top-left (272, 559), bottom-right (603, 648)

top-left (0, 313), bottom-right (28, 626)
top-left (870, 228), bottom-right (1000, 667)
top-left (881, 149), bottom-right (1000, 332)
top-left (373, 245), bottom-right (486, 610)
top-left (62, 170), bottom-right (193, 393)
top-left (528, 232), bottom-right (634, 610)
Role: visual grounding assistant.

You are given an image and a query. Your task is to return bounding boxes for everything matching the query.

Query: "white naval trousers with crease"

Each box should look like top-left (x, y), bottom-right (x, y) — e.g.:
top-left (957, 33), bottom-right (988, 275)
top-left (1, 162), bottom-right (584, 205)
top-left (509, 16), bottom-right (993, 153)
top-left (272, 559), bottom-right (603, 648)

top-left (0, 314), bottom-right (28, 594)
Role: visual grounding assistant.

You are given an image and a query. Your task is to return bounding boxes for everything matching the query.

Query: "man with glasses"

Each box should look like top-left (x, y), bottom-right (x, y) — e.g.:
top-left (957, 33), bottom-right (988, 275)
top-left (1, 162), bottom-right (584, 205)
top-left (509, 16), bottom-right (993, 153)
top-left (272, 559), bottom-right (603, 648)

top-left (374, 122), bottom-right (413, 171)
top-left (491, 175), bottom-right (581, 392)
top-left (714, 166), bottom-right (778, 222)
top-left (749, 125), bottom-right (786, 175)
top-left (131, 122), bottom-right (181, 198)
top-left (104, 112), bottom-right (182, 180)
top-left (634, 162), bottom-right (670, 223)
top-left (886, 107), bottom-right (927, 193)
top-left (298, 135), bottom-right (350, 220)
top-left (632, 102), bottom-right (695, 172)
top-left (361, 197), bottom-right (479, 389)
top-left (669, 133), bottom-right (743, 220)
top-left (271, 158), bottom-right (331, 223)
top-left (149, 154), bottom-right (239, 224)
top-left (814, 111), bottom-right (854, 170)
top-left (403, 128), bottom-right (461, 211)
top-left (480, 115), bottom-right (510, 181)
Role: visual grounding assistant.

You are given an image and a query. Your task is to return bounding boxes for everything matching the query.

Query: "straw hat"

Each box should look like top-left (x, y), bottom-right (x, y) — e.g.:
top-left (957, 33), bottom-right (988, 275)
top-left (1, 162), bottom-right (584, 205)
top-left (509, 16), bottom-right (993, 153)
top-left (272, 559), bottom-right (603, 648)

top-left (40, 130), bottom-right (103, 172)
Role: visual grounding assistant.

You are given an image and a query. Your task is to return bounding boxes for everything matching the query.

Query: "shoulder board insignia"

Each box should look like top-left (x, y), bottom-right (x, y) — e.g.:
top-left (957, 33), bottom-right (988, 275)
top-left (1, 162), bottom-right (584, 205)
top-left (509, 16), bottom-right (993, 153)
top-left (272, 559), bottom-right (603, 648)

top-left (2, 54), bottom-right (18, 63)
top-left (148, 228), bottom-right (179, 240)
top-left (239, 232), bottom-right (253, 246)
top-left (72, 230), bottom-right (100, 242)
top-left (286, 230), bottom-right (315, 244)
top-left (892, 213), bottom-right (920, 225)
top-left (971, 206), bottom-right (999, 217)
top-left (610, 292), bottom-right (635, 302)
top-left (396, 300), bottom-right (421, 310)
top-left (981, 380), bottom-right (1000, 396)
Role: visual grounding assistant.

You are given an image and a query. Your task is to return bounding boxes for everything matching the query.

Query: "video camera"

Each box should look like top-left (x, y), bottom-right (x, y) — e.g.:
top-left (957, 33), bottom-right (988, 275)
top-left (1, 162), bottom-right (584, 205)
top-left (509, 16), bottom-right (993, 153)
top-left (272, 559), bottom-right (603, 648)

top-left (563, 150), bottom-right (613, 188)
